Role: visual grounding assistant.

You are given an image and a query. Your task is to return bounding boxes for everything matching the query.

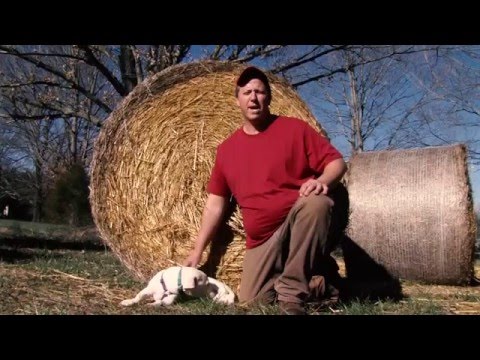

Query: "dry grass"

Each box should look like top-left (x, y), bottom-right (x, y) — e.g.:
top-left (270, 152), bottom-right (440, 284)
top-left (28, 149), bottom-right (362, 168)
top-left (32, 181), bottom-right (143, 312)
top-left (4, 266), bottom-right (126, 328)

top-left (0, 262), bottom-right (277, 315)
top-left (0, 266), bottom-right (130, 315)
top-left (1, 245), bottom-right (478, 315)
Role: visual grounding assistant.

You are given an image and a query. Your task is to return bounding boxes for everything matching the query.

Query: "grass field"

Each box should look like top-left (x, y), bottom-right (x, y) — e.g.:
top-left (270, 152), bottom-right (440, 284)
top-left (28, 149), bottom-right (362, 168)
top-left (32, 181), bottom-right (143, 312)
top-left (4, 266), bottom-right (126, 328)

top-left (0, 219), bottom-right (479, 315)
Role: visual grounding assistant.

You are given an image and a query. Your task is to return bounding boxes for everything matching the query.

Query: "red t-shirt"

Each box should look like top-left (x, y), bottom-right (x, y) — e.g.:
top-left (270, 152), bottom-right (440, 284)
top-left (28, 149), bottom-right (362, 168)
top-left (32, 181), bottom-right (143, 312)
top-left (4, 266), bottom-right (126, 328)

top-left (207, 116), bottom-right (343, 249)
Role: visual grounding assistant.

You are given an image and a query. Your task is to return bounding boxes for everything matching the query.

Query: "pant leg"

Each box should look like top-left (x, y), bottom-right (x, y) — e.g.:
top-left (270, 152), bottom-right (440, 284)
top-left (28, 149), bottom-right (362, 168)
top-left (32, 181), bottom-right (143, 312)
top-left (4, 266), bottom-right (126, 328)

top-left (275, 194), bottom-right (333, 304)
top-left (238, 225), bottom-right (284, 305)
top-left (239, 193), bottom-right (334, 305)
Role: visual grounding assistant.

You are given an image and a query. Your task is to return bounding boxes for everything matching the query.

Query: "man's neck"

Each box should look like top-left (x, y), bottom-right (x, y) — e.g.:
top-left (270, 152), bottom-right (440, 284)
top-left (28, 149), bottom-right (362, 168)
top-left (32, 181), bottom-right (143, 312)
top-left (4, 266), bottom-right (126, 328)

top-left (243, 114), bottom-right (275, 135)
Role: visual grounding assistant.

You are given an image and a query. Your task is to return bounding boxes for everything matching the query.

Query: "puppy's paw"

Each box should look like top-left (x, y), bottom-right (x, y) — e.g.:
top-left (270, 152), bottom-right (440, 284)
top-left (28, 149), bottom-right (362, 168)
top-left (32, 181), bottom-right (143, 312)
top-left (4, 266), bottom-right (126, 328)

top-left (146, 301), bottom-right (163, 307)
top-left (120, 299), bottom-right (134, 307)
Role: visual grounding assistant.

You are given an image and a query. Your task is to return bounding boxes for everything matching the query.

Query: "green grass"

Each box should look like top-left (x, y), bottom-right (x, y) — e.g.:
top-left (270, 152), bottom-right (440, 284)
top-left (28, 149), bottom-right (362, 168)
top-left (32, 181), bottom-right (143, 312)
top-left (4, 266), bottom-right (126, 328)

top-left (0, 218), bottom-right (71, 233)
top-left (21, 249), bottom-right (138, 288)
top-left (339, 298), bottom-right (444, 315)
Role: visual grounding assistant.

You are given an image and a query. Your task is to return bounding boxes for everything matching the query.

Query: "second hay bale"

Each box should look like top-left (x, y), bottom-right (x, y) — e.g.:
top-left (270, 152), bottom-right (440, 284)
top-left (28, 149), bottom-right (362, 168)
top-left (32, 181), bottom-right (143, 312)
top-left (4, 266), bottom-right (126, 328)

top-left (345, 144), bottom-right (477, 285)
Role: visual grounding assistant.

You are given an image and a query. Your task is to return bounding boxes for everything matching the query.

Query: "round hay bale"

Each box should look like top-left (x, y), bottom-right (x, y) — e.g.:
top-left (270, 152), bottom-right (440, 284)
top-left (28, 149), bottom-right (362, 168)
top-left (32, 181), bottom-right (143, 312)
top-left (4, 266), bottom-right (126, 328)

top-left (90, 60), bottom-right (325, 289)
top-left (344, 144), bottom-right (477, 285)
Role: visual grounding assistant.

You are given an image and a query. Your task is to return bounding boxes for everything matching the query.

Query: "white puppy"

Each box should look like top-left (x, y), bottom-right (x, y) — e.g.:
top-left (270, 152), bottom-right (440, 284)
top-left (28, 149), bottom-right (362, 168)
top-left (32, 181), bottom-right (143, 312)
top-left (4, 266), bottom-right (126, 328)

top-left (120, 266), bottom-right (235, 307)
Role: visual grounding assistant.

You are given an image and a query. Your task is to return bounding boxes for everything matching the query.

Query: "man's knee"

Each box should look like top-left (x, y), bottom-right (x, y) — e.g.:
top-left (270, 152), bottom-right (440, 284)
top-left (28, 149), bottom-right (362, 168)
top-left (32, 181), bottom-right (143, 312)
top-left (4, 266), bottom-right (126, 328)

top-left (297, 194), bottom-right (333, 218)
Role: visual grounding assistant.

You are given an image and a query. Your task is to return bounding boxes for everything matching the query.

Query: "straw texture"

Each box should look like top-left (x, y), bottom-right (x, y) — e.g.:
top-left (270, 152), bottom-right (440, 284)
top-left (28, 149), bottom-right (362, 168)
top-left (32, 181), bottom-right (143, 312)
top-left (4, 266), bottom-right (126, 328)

top-left (90, 61), bottom-right (325, 289)
top-left (345, 144), bottom-right (477, 285)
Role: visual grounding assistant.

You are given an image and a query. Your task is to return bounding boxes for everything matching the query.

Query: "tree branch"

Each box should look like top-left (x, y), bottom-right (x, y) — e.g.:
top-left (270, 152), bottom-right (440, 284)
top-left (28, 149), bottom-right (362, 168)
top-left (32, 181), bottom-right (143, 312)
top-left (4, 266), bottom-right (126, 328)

top-left (77, 45), bottom-right (127, 96)
top-left (0, 45), bottom-right (112, 113)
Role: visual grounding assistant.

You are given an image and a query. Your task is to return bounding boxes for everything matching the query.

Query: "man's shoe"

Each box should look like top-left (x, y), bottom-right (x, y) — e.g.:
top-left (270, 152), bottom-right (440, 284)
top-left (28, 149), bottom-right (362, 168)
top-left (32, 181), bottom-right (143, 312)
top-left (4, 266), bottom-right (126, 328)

top-left (307, 275), bottom-right (341, 307)
top-left (278, 301), bottom-right (306, 315)
top-left (308, 275), bottom-right (326, 301)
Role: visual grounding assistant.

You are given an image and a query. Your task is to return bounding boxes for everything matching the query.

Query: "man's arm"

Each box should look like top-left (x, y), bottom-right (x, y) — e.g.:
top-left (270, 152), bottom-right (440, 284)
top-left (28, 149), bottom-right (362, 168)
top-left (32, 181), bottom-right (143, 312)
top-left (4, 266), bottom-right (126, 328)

top-left (316, 158), bottom-right (347, 188)
top-left (183, 193), bottom-right (229, 267)
top-left (299, 158), bottom-right (347, 197)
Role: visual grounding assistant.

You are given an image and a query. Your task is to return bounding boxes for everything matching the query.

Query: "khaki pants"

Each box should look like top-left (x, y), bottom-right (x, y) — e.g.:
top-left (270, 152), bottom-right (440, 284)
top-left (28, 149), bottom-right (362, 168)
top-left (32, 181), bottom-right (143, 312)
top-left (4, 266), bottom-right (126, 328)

top-left (239, 193), bottom-right (335, 305)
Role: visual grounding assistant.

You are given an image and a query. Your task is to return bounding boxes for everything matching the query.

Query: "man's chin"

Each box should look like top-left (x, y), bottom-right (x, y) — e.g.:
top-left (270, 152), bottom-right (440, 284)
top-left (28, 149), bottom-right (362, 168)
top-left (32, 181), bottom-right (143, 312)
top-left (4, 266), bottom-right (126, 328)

top-left (247, 114), bottom-right (267, 123)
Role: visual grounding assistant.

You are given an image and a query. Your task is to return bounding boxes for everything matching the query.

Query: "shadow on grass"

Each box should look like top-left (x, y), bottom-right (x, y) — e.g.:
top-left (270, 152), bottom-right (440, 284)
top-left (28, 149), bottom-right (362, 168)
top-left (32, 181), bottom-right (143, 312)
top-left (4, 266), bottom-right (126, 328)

top-left (0, 247), bottom-right (37, 263)
top-left (0, 236), bottom-right (108, 253)
top-left (0, 244), bottom-right (87, 264)
top-left (339, 235), bottom-right (403, 302)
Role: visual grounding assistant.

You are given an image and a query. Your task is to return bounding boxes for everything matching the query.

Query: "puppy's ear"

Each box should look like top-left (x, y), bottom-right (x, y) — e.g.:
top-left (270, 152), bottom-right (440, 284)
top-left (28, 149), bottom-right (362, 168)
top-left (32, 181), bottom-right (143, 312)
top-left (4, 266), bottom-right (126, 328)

top-left (208, 282), bottom-right (219, 296)
top-left (182, 274), bottom-right (198, 290)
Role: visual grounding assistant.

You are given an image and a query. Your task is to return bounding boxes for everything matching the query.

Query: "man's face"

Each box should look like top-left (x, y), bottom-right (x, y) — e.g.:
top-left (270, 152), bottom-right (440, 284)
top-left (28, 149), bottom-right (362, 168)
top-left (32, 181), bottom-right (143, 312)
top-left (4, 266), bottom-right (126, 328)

top-left (236, 78), bottom-right (271, 123)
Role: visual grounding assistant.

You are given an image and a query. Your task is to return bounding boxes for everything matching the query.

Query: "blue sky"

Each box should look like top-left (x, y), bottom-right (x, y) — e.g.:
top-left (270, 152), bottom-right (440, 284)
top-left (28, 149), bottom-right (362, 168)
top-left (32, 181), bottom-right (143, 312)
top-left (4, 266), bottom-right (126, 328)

top-left (470, 168), bottom-right (479, 211)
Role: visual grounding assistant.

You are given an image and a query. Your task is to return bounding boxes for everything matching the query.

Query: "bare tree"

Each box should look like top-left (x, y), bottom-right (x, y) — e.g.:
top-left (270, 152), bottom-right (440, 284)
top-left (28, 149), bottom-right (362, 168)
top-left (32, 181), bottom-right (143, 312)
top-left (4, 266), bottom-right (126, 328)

top-left (0, 121), bottom-right (18, 198)
top-left (303, 47), bottom-right (433, 156)
top-left (2, 118), bottom-right (57, 221)
top-left (400, 46), bottom-right (480, 165)
top-left (0, 45), bottom-right (192, 124)
top-left (0, 45), bottom-right (201, 221)
top-left (0, 50), bottom-right (103, 220)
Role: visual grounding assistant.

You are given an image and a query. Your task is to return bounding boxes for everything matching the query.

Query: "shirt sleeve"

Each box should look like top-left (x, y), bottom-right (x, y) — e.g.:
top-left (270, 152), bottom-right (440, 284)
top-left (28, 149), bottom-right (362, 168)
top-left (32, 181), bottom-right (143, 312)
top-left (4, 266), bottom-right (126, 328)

top-left (303, 124), bottom-right (343, 174)
top-left (207, 147), bottom-right (231, 198)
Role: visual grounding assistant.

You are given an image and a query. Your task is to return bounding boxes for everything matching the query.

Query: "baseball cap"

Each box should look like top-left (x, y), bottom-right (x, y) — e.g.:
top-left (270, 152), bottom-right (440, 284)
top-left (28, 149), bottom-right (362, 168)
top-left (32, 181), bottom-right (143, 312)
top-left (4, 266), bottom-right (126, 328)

top-left (235, 66), bottom-right (271, 96)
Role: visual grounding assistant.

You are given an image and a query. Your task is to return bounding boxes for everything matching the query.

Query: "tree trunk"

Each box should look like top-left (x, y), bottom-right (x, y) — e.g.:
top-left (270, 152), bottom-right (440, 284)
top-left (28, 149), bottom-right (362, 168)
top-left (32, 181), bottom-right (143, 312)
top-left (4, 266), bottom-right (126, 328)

top-left (119, 46), bottom-right (138, 93)
top-left (68, 117), bottom-right (78, 165)
top-left (32, 159), bottom-right (43, 222)
top-left (348, 67), bottom-right (364, 154)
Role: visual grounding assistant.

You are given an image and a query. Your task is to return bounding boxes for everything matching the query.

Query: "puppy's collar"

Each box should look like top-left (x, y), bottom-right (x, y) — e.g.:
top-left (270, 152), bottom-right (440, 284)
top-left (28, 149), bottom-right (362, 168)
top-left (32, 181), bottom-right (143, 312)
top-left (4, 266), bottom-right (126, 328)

top-left (177, 267), bottom-right (183, 293)
top-left (159, 267), bottom-right (184, 299)
top-left (160, 274), bottom-right (169, 298)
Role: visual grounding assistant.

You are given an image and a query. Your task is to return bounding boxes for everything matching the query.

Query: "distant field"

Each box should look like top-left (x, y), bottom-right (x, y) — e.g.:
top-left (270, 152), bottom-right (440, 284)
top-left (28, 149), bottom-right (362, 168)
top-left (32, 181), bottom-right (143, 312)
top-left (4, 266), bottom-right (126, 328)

top-left (0, 219), bottom-right (69, 235)
top-left (0, 219), bottom-right (100, 243)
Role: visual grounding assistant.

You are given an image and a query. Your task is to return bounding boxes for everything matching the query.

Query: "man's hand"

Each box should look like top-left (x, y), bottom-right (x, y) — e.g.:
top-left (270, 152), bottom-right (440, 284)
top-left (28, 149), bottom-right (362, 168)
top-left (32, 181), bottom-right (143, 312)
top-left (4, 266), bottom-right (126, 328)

top-left (183, 249), bottom-right (203, 268)
top-left (299, 179), bottom-right (328, 197)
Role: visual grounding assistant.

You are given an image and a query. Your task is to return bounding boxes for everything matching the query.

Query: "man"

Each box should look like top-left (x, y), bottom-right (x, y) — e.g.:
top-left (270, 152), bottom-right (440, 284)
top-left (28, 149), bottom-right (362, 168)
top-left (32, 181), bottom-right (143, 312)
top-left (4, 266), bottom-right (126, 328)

top-left (183, 66), bottom-right (347, 315)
